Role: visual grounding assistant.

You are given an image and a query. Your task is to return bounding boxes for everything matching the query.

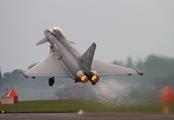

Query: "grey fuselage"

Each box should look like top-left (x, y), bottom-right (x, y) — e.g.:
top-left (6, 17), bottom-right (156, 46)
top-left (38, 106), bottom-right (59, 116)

top-left (44, 28), bottom-right (88, 81)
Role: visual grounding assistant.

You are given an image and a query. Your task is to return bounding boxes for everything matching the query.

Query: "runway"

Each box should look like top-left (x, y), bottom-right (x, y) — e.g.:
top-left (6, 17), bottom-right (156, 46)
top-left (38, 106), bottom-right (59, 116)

top-left (1, 113), bottom-right (174, 120)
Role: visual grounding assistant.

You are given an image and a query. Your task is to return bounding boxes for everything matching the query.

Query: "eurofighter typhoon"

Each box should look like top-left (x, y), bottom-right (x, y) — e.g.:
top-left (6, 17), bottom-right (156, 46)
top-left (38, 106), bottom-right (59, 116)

top-left (21, 27), bottom-right (143, 86)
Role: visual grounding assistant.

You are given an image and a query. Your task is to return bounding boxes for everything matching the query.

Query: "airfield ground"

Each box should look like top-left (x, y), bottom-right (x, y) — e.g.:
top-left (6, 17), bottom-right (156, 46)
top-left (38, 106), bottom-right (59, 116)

top-left (0, 99), bottom-right (174, 113)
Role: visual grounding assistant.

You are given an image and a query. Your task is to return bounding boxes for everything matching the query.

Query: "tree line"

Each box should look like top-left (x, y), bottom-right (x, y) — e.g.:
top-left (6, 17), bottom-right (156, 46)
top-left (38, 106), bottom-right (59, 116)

top-left (112, 54), bottom-right (174, 86)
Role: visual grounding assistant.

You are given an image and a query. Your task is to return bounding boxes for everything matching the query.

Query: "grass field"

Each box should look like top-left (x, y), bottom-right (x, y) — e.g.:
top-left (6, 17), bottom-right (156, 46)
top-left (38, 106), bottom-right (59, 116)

top-left (0, 99), bottom-right (174, 113)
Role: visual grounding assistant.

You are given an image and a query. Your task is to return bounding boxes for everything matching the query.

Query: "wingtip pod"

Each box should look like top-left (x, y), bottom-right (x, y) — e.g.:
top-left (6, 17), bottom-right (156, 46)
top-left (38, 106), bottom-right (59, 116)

top-left (133, 67), bottom-right (143, 76)
top-left (20, 70), bottom-right (29, 78)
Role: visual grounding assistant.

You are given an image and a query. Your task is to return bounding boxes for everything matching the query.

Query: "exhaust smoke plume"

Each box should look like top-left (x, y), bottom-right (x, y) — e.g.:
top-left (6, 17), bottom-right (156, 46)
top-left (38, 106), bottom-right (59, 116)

top-left (87, 78), bottom-right (159, 106)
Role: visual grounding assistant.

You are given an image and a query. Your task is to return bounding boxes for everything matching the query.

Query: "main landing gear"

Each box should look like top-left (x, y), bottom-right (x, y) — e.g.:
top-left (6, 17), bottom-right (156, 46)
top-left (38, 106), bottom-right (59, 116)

top-left (48, 77), bottom-right (55, 86)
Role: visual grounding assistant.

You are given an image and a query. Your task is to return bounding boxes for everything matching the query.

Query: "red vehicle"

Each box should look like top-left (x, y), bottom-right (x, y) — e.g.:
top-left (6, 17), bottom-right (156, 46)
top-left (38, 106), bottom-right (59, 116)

top-left (55, 84), bottom-right (90, 99)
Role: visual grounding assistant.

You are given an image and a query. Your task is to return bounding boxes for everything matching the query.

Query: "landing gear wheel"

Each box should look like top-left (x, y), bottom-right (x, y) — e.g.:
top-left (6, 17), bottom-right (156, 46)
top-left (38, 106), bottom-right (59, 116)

top-left (48, 77), bottom-right (55, 86)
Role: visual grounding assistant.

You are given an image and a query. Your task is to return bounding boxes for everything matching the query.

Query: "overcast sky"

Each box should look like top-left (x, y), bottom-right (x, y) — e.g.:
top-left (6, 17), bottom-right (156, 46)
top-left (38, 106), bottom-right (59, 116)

top-left (0, 0), bottom-right (174, 73)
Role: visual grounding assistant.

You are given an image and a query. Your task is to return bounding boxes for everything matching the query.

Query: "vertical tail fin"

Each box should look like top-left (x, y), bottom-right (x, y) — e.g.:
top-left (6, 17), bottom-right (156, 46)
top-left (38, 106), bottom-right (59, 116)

top-left (81, 42), bottom-right (96, 71)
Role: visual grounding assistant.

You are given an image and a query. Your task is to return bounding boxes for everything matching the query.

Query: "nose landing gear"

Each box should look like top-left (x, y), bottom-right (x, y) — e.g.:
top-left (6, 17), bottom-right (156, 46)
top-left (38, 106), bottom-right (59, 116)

top-left (48, 77), bottom-right (55, 86)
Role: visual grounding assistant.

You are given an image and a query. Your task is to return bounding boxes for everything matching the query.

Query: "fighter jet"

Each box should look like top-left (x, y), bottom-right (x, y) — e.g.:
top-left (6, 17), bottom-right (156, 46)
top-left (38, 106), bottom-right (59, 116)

top-left (21, 27), bottom-right (143, 86)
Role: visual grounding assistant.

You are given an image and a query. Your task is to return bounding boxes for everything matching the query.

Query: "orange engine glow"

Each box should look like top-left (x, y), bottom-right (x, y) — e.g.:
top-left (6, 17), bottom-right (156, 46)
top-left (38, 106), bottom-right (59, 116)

top-left (91, 75), bottom-right (99, 83)
top-left (81, 75), bottom-right (88, 83)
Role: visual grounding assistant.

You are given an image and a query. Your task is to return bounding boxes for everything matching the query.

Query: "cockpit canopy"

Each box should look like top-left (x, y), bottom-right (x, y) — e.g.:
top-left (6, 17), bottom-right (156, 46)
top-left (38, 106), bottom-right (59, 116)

top-left (49, 27), bottom-right (66, 39)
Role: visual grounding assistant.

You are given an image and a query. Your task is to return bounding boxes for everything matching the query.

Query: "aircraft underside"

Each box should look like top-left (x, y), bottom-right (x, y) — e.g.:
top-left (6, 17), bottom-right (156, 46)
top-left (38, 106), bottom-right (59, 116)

top-left (21, 27), bottom-right (143, 87)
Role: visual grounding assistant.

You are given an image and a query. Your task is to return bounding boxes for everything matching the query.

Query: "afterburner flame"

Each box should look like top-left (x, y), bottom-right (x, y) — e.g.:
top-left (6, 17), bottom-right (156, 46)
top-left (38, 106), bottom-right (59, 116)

top-left (91, 75), bottom-right (99, 83)
top-left (81, 75), bottom-right (88, 83)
